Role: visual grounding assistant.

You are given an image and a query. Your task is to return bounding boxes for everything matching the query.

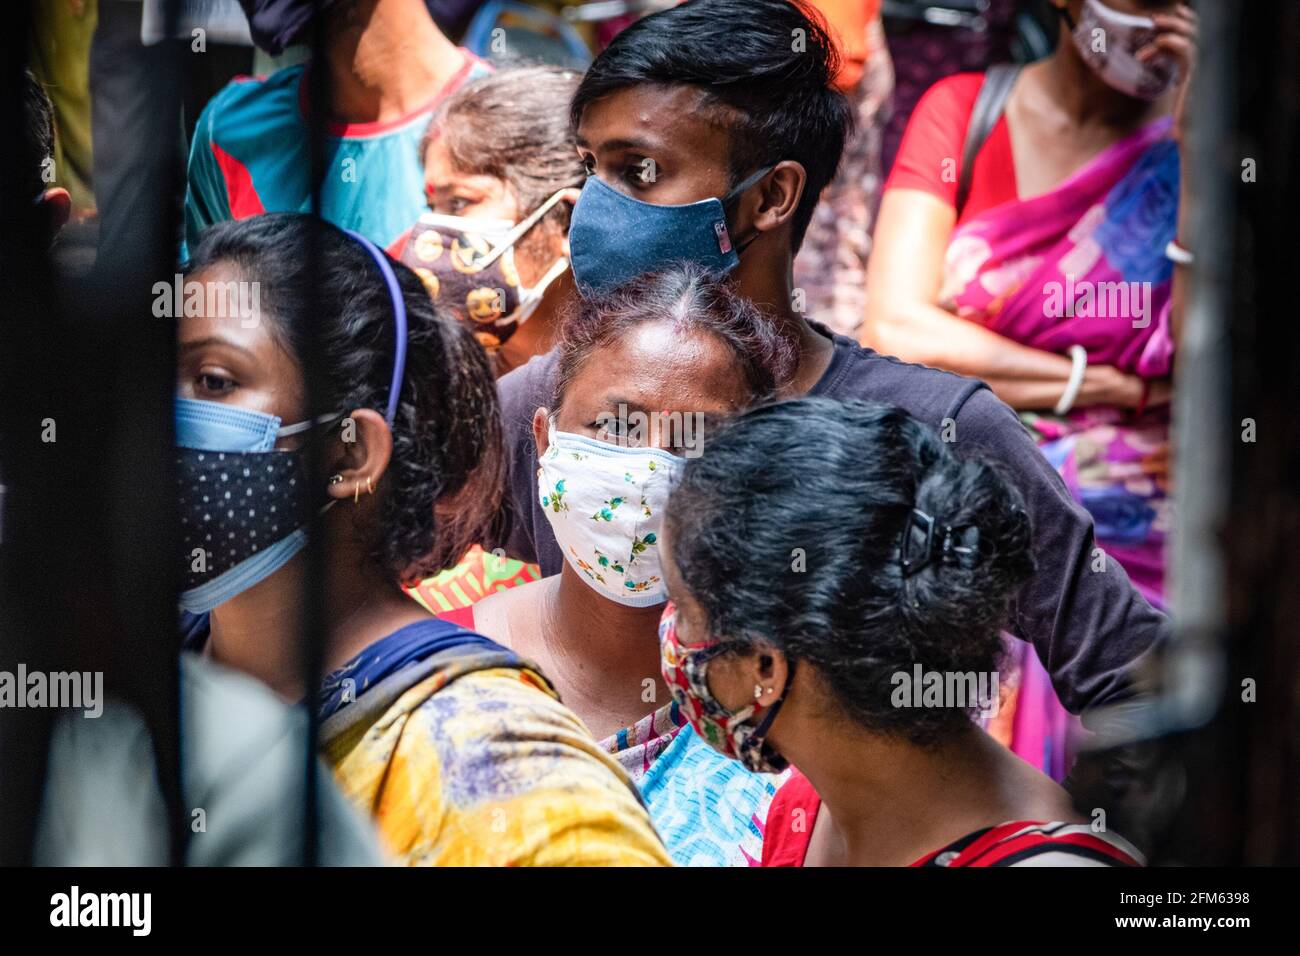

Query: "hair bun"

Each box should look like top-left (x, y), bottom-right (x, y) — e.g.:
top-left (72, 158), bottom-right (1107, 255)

top-left (902, 452), bottom-right (1036, 625)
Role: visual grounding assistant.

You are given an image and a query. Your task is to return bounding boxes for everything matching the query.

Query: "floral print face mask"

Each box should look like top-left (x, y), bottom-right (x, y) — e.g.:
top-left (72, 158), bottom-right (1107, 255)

top-left (537, 422), bottom-right (684, 607)
top-left (658, 603), bottom-right (792, 774)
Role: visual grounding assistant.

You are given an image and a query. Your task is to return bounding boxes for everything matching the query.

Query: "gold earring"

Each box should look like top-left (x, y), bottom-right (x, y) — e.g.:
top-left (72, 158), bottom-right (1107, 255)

top-left (366, 476), bottom-right (373, 496)
top-left (354, 480), bottom-right (362, 504)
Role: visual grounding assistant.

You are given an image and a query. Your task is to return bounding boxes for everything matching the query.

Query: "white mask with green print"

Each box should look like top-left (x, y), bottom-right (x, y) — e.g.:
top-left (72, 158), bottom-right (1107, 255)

top-left (537, 421), bottom-right (684, 607)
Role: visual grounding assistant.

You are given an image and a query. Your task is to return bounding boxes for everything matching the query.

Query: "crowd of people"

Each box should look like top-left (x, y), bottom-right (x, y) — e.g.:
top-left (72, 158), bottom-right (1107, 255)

top-left (23, 0), bottom-right (1197, 867)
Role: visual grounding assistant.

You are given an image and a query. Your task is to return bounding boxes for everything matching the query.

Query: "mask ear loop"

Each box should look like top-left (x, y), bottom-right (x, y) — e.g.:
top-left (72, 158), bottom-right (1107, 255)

top-left (276, 411), bottom-right (345, 438)
top-left (343, 230), bottom-right (407, 426)
top-left (474, 187), bottom-right (571, 271)
top-left (744, 658), bottom-right (795, 767)
top-left (721, 165), bottom-right (774, 255)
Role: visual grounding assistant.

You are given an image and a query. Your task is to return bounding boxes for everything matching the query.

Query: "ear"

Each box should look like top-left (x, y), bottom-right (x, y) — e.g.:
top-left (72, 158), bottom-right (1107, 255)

top-left (40, 187), bottom-right (71, 238)
top-left (751, 161), bottom-right (806, 236)
top-left (324, 408), bottom-right (393, 503)
top-left (751, 642), bottom-right (791, 710)
top-left (705, 641), bottom-right (791, 713)
top-left (558, 188), bottom-right (580, 257)
top-left (532, 406), bottom-right (551, 458)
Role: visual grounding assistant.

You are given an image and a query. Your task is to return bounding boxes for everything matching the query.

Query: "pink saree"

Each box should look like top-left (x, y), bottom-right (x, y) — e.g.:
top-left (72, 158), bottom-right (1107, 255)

top-left (943, 116), bottom-right (1180, 777)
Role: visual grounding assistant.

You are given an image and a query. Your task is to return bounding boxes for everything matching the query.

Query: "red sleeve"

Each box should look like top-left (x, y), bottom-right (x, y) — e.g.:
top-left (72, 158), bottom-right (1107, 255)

top-left (885, 72), bottom-right (1019, 221)
top-left (885, 72), bottom-right (986, 206)
top-left (760, 769), bottom-right (821, 867)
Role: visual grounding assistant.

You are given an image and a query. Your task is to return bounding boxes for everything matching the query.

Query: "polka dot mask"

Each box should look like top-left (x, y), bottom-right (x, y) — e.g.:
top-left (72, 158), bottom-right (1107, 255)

top-left (174, 399), bottom-right (341, 614)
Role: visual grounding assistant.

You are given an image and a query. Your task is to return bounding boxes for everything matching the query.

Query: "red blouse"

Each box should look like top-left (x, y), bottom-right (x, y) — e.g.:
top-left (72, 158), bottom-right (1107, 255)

top-left (761, 769), bottom-right (1143, 867)
top-left (883, 72), bottom-right (1019, 224)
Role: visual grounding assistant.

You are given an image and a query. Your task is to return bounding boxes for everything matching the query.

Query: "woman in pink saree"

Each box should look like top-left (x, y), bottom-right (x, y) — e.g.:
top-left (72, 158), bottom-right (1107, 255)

top-left (863, 0), bottom-right (1198, 779)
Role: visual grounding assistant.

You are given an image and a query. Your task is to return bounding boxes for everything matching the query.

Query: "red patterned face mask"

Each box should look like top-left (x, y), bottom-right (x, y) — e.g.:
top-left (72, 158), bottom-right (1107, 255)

top-left (658, 602), bottom-right (791, 774)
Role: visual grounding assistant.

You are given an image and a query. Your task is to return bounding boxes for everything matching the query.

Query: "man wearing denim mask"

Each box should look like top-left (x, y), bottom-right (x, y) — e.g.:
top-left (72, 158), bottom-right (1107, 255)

top-left (492, 0), bottom-right (1171, 755)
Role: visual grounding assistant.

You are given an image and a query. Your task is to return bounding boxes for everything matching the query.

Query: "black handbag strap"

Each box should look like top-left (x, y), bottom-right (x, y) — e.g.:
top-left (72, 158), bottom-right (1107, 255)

top-left (956, 63), bottom-right (1023, 215)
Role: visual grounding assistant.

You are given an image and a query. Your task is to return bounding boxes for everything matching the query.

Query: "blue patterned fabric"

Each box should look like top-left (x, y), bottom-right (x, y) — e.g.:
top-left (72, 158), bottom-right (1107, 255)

top-left (638, 723), bottom-right (785, 867)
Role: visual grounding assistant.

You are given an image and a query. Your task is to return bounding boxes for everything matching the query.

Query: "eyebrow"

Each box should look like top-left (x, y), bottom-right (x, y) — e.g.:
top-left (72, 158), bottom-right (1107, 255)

top-left (178, 336), bottom-right (257, 358)
top-left (599, 396), bottom-right (646, 414)
top-left (579, 135), bottom-right (664, 155)
top-left (427, 177), bottom-right (485, 194)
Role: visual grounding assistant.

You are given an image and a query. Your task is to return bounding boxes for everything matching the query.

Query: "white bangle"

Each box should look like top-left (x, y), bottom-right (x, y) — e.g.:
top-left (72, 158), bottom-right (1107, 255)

top-left (1165, 239), bottom-right (1194, 266)
top-left (1055, 344), bottom-right (1088, 416)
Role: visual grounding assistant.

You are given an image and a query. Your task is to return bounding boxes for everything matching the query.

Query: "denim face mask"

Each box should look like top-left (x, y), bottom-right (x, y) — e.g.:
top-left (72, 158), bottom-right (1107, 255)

top-left (175, 398), bottom-right (341, 614)
top-left (567, 165), bottom-right (772, 293)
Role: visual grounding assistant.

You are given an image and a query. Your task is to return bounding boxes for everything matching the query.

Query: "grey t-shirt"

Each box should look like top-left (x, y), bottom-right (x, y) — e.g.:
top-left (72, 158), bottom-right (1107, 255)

top-left (488, 322), bottom-right (1168, 717)
top-left (35, 653), bottom-right (386, 866)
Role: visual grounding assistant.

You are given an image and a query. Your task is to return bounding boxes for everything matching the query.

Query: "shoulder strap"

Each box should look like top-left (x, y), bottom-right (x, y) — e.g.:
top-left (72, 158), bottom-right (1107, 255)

top-left (955, 63), bottom-right (1023, 216)
top-left (318, 631), bottom-right (545, 747)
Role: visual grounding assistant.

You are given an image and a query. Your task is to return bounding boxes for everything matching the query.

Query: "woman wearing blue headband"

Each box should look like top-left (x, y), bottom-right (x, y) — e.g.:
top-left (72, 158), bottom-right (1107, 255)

top-left (176, 213), bottom-right (669, 866)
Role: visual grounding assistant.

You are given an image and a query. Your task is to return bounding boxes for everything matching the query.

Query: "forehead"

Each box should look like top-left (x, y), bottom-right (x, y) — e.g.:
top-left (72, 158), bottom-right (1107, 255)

top-left (576, 84), bottom-right (734, 163)
top-left (424, 136), bottom-right (501, 188)
top-left (177, 262), bottom-right (296, 365)
top-left (566, 320), bottom-right (752, 413)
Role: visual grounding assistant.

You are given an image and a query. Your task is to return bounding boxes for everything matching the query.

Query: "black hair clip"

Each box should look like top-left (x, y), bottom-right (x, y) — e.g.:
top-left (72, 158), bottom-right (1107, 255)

top-left (898, 508), bottom-right (982, 578)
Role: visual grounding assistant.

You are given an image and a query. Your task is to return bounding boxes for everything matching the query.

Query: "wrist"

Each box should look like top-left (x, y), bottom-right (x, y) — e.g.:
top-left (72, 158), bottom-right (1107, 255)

top-left (1053, 345), bottom-right (1089, 415)
top-left (1080, 366), bottom-right (1140, 408)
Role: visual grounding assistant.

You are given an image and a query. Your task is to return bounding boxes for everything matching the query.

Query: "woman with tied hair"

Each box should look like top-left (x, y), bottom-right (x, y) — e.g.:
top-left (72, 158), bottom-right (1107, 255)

top-left (177, 213), bottom-right (669, 866)
top-left (450, 262), bottom-right (802, 865)
top-left (391, 65), bottom-right (585, 378)
top-left (390, 65), bottom-right (587, 619)
top-left (660, 397), bottom-right (1143, 866)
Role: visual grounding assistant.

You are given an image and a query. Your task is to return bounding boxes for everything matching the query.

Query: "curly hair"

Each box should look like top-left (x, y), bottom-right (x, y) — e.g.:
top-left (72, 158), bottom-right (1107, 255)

top-left (186, 213), bottom-right (503, 585)
top-left (666, 397), bottom-right (1037, 746)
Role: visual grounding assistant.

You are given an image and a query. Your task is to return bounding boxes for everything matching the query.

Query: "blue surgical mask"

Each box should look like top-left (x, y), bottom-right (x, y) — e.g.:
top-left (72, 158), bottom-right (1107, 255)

top-left (175, 398), bottom-right (342, 614)
top-left (176, 228), bottom-right (407, 614)
top-left (567, 166), bottom-right (772, 293)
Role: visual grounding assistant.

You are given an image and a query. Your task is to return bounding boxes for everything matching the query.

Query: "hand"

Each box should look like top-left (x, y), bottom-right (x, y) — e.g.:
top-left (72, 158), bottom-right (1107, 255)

top-left (1143, 4), bottom-right (1199, 149)
top-left (1079, 364), bottom-right (1145, 409)
top-left (1146, 378), bottom-right (1174, 409)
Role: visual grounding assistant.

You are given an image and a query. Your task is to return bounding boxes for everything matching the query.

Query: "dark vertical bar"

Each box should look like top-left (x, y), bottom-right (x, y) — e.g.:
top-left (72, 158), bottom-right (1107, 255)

top-left (1158, 0), bottom-right (1300, 864)
top-left (0, 0), bottom-right (59, 867)
top-left (298, 0), bottom-right (333, 868)
top-left (1, 0), bottom-right (186, 864)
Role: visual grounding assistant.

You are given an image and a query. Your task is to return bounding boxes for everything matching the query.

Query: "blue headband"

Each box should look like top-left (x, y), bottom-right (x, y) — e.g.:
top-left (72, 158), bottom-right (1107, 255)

top-left (344, 230), bottom-right (408, 426)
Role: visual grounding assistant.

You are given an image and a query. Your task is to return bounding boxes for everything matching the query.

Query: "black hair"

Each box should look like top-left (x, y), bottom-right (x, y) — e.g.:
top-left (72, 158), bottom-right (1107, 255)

top-left (551, 261), bottom-right (796, 410)
top-left (571, 0), bottom-right (852, 252)
top-left (186, 213), bottom-right (503, 585)
top-left (23, 70), bottom-right (55, 202)
top-left (666, 397), bottom-right (1036, 746)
